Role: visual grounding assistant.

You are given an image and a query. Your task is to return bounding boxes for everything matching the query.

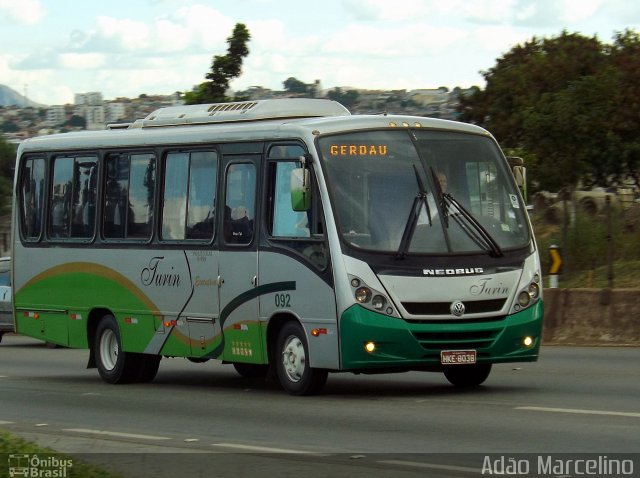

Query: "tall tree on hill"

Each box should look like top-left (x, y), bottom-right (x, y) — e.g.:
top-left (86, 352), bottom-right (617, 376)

top-left (184, 23), bottom-right (251, 105)
top-left (283, 77), bottom-right (309, 95)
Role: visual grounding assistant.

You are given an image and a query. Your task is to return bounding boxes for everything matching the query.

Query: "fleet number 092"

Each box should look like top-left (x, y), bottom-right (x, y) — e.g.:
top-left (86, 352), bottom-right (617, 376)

top-left (275, 293), bottom-right (291, 308)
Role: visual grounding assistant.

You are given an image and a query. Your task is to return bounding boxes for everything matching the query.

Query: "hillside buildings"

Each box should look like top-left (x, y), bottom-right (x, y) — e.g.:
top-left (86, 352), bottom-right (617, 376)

top-left (1, 86), bottom-right (474, 142)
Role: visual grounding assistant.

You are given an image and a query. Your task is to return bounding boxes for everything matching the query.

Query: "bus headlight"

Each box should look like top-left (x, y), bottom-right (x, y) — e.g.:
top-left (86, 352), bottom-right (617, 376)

top-left (349, 275), bottom-right (397, 317)
top-left (518, 291), bottom-right (531, 307)
top-left (515, 273), bottom-right (541, 312)
top-left (355, 287), bottom-right (372, 303)
top-left (371, 295), bottom-right (386, 311)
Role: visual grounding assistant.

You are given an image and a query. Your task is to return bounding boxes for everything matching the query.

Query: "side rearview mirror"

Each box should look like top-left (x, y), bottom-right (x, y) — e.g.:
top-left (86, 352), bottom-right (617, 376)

top-left (291, 167), bottom-right (311, 212)
top-left (512, 165), bottom-right (525, 188)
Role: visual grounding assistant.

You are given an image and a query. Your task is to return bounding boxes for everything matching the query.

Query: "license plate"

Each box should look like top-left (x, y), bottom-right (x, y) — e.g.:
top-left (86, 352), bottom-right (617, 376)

top-left (441, 350), bottom-right (477, 365)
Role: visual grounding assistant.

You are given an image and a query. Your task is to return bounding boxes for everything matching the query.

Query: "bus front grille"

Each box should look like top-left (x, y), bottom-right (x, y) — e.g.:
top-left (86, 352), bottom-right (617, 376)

top-left (412, 329), bottom-right (502, 351)
top-left (402, 298), bottom-right (506, 316)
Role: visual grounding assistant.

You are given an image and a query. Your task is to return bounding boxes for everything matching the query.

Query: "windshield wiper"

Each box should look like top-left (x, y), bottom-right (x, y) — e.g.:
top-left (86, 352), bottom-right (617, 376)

top-left (428, 167), bottom-right (502, 257)
top-left (395, 165), bottom-right (432, 260)
top-left (443, 192), bottom-right (503, 257)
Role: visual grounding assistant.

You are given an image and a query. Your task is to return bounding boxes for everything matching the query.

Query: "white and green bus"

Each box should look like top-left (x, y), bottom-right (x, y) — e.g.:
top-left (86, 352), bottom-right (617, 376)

top-left (12, 99), bottom-right (543, 395)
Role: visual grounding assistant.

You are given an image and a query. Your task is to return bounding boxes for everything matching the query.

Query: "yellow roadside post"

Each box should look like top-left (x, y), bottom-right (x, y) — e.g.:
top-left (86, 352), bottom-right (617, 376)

top-left (548, 244), bottom-right (562, 288)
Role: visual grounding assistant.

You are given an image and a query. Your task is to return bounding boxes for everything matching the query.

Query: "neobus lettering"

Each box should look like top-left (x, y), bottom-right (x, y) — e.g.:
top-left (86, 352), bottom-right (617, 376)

top-left (330, 145), bottom-right (388, 156)
top-left (423, 268), bottom-right (484, 276)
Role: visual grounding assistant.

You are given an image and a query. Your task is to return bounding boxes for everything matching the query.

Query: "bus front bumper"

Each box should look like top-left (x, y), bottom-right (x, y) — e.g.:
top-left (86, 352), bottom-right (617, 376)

top-left (339, 301), bottom-right (543, 371)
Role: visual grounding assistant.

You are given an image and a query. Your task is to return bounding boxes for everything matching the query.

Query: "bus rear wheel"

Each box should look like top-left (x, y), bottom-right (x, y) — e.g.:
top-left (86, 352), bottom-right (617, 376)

top-left (94, 315), bottom-right (141, 384)
top-left (276, 321), bottom-right (327, 395)
top-left (443, 363), bottom-right (492, 388)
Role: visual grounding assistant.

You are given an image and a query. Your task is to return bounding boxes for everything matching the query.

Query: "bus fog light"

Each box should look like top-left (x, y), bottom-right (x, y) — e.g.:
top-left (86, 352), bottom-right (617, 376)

top-left (528, 282), bottom-right (540, 300)
top-left (523, 336), bottom-right (534, 347)
top-left (364, 341), bottom-right (376, 353)
top-left (371, 295), bottom-right (386, 310)
top-left (355, 287), bottom-right (372, 303)
top-left (518, 291), bottom-right (531, 307)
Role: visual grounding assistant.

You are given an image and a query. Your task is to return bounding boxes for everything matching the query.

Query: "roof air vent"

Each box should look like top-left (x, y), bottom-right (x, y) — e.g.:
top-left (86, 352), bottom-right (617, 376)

top-left (138, 99), bottom-right (350, 127)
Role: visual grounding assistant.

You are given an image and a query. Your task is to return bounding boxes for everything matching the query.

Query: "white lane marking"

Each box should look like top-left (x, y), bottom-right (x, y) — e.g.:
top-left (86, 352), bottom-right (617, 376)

top-left (0, 420), bottom-right (14, 425)
top-left (212, 443), bottom-right (318, 454)
top-left (379, 460), bottom-right (479, 474)
top-left (516, 406), bottom-right (640, 418)
top-left (63, 428), bottom-right (172, 440)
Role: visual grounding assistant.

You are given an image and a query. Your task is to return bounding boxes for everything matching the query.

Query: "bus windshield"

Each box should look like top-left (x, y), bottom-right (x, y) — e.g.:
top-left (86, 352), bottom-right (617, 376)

top-left (318, 129), bottom-right (530, 255)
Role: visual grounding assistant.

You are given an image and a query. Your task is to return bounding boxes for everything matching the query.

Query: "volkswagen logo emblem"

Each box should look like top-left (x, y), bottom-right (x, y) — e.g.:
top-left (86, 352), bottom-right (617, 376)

top-left (450, 300), bottom-right (466, 317)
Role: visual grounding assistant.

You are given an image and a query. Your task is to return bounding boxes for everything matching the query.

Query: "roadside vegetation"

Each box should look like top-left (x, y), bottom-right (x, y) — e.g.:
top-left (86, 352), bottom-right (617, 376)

top-left (533, 204), bottom-right (640, 288)
top-left (0, 430), bottom-right (121, 478)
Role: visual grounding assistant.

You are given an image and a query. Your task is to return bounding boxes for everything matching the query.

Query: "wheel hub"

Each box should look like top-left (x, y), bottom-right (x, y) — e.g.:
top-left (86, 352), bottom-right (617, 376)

top-left (282, 335), bottom-right (305, 383)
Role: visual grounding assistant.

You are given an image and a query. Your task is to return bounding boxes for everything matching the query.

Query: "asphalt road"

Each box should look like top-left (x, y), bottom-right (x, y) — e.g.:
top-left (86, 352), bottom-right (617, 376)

top-left (1, 335), bottom-right (639, 478)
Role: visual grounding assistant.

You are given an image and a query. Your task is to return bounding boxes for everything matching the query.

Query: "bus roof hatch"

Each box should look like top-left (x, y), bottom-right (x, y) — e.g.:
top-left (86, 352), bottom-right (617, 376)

top-left (133, 98), bottom-right (351, 128)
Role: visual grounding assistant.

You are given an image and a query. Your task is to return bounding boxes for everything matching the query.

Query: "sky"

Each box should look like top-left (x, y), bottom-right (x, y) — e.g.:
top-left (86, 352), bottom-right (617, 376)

top-left (1, 0), bottom-right (640, 106)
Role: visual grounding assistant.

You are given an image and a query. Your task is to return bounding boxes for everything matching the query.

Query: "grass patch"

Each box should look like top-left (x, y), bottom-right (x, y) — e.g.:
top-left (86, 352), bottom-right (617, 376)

top-left (0, 430), bottom-right (122, 478)
top-left (558, 260), bottom-right (640, 289)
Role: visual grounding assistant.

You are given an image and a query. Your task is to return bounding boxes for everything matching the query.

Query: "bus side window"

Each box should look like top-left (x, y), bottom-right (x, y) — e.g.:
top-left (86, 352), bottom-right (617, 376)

top-left (271, 161), bottom-right (310, 238)
top-left (266, 155), bottom-right (328, 270)
top-left (161, 151), bottom-right (217, 241)
top-left (223, 163), bottom-right (256, 245)
top-left (70, 158), bottom-right (97, 238)
top-left (104, 153), bottom-right (156, 240)
top-left (19, 157), bottom-right (45, 240)
top-left (104, 154), bottom-right (128, 239)
top-left (49, 155), bottom-right (97, 239)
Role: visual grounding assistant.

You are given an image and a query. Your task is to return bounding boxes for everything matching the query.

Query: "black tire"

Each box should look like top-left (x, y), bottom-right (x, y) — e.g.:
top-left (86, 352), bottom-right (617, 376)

top-left (233, 362), bottom-right (269, 379)
top-left (443, 363), bottom-right (492, 388)
top-left (0, 333), bottom-right (3, 344)
top-left (94, 315), bottom-right (141, 384)
top-left (135, 354), bottom-right (161, 383)
top-left (276, 321), bottom-right (328, 395)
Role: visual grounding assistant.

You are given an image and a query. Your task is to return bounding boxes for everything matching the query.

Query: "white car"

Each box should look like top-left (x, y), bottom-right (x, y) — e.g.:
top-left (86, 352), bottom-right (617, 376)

top-left (0, 257), bottom-right (13, 343)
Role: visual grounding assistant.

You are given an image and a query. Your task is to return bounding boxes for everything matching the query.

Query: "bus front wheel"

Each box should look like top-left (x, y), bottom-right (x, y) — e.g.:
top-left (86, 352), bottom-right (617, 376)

top-left (94, 315), bottom-right (141, 384)
top-left (276, 322), bottom-right (328, 395)
top-left (443, 363), bottom-right (492, 388)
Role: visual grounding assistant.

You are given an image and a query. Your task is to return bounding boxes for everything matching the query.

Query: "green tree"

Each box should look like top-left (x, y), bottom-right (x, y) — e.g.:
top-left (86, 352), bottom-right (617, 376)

top-left (457, 30), bottom-right (640, 191)
top-left (459, 31), bottom-right (605, 147)
top-left (184, 23), bottom-right (251, 105)
top-left (327, 87), bottom-right (360, 108)
top-left (283, 77), bottom-right (309, 94)
top-left (608, 30), bottom-right (640, 186)
top-left (65, 115), bottom-right (86, 129)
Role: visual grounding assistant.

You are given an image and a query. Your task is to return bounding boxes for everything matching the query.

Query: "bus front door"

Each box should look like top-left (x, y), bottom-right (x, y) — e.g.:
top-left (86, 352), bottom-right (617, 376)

top-left (218, 158), bottom-right (263, 363)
